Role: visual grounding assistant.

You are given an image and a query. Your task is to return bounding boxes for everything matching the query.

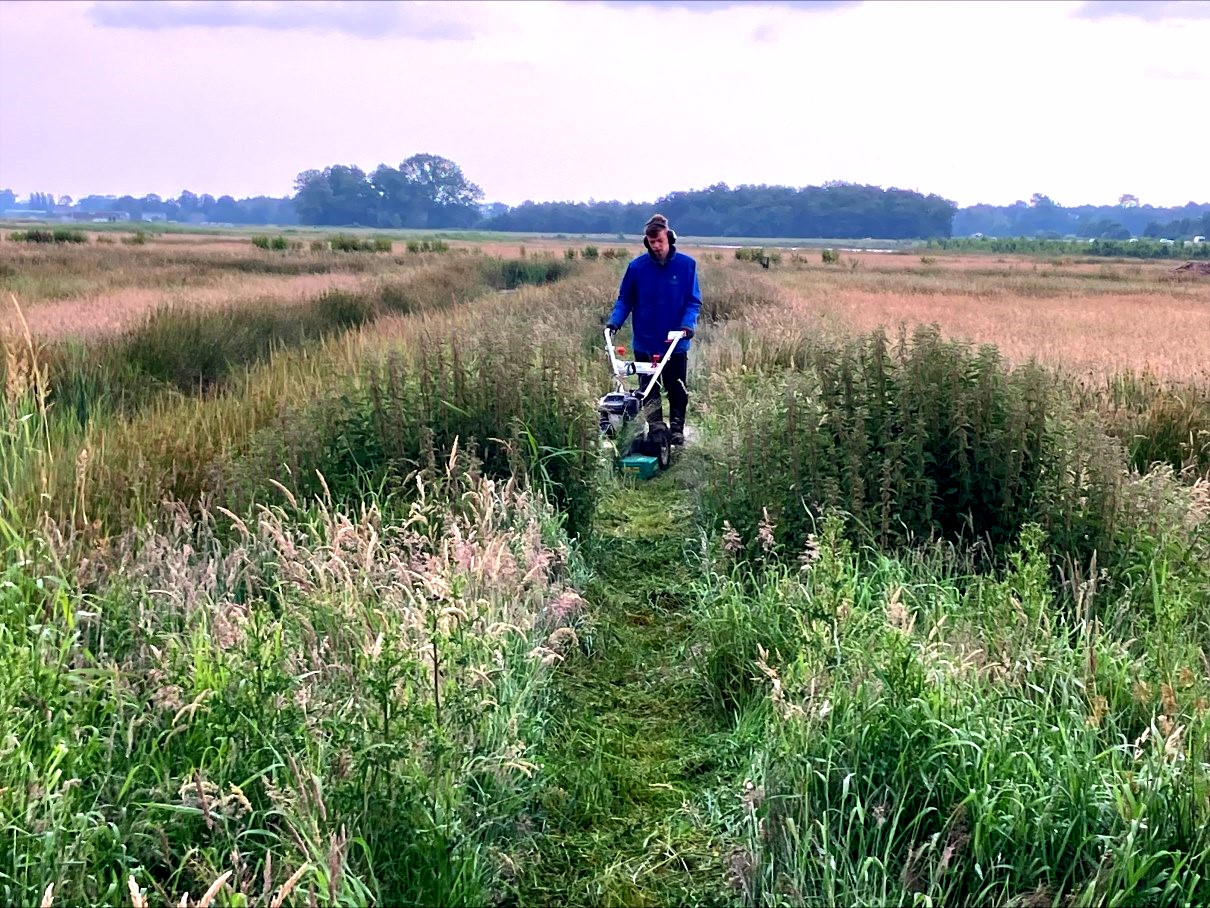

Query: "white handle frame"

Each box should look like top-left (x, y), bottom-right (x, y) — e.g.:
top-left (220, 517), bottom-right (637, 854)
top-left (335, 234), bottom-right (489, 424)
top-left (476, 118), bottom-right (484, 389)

top-left (604, 327), bottom-right (685, 403)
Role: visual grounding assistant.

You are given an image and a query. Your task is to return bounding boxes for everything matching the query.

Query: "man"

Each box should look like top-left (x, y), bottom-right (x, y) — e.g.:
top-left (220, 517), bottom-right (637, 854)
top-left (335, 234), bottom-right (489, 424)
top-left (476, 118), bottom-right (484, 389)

top-left (606, 214), bottom-right (702, 446)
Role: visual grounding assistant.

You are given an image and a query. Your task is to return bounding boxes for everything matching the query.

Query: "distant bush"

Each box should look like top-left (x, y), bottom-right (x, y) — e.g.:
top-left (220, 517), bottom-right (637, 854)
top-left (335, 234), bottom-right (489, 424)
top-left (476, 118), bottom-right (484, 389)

top-left (330, 234), bottom-right (372, 252)
top-left (405, 239), bottom-right (450, 253)
top-left (372, 237), bottom-right (392, 253)
top-left (10, 228), bottom-right (88, 244)
top-left (310, 238), bottom-right (327, 252)
top-left (564, 248), bottom-right (577, 260)
top-left (490, 258), bottom-right (574, 290)
top-left (735, 247), bottom-right (779, 267)
top-left (581, 245), bottom-right (599, 260)
top-left (821, 248), bottom-right (840, 264)
top-left (121, 231), bottom-right (147, 246)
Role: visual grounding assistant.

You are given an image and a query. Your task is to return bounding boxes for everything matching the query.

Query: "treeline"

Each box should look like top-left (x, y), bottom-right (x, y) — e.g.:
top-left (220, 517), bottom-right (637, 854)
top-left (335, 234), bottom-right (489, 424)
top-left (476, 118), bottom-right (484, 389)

top-left (483, 183), bottom-right (958, 240)
top-left (1, 187), bottom-right (297, 225)
top-left (6, 156), bottom-right (1208, 242)
top-left (292, 154), bottom-right (484, 228)
top-left (955, 194), bottom-right (1210, 241)
top-left (3, 162), bottom-right (956, 239)
top-left (290, 163), bottom-right (956, 239)
top-left (1143, 211), bottom-right (1210, 239)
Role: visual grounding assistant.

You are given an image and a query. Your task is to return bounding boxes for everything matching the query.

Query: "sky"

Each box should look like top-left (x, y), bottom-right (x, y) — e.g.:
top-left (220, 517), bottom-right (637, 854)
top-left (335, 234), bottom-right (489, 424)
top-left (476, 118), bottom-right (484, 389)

top-left (1, 0), bottom-right (1208, 209)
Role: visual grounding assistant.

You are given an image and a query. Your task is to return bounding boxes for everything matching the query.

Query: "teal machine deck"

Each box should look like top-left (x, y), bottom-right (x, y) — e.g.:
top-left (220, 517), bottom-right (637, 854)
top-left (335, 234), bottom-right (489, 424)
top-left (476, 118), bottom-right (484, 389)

top-left (618, 453), bottom-right (660, 480)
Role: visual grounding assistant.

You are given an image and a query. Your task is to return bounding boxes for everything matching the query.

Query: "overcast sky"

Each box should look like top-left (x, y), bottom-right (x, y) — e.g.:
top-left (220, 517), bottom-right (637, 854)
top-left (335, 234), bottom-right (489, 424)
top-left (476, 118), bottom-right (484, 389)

top-left (1, 0), bottom-right (1207, 208)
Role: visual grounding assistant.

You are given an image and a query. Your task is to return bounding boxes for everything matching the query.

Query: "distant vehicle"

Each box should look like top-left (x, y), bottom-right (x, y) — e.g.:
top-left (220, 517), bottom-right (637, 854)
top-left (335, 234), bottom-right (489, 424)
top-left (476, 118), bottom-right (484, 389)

top-left (1193, 235), bottom-right (1206, 244)
top-left (970, 232), bottom-right (984, 239)
top-left (1159, 238), bottom-right (1175, 245)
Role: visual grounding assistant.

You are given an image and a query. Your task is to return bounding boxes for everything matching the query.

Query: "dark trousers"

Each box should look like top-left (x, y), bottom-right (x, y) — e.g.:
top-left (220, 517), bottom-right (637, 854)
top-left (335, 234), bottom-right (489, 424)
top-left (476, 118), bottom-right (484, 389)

top-left (636, 352), bottom-right (688, 429)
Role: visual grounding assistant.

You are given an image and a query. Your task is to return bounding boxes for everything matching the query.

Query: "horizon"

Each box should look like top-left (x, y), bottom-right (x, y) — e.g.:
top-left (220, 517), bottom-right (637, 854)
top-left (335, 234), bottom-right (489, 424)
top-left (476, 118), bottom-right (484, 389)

top-left (4, 180), bottom-right (1208, 213)
top-left (2, 1), bottom-right (1209, 210)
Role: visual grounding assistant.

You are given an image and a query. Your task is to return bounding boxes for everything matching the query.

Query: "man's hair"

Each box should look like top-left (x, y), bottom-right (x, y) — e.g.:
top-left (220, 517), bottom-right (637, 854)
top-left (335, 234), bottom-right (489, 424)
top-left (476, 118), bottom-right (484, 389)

top-left (644, 213), bottom-right (670, 238)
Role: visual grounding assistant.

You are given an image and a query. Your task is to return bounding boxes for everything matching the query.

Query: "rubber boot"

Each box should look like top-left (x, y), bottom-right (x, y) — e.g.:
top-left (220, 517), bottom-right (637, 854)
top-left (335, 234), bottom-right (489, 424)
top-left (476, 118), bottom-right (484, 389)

top-left (669, 410), bottom-right (686, 446)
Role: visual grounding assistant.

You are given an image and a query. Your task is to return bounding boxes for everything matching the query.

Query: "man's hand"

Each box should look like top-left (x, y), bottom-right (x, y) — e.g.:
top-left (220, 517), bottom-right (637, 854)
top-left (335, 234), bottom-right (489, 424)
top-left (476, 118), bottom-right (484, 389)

top-left (666, 330), bottom-right (685, 342)
top-left (678, 328), bottom-right (694, 340)
top-left (606, 323), bottom-right (620, 333)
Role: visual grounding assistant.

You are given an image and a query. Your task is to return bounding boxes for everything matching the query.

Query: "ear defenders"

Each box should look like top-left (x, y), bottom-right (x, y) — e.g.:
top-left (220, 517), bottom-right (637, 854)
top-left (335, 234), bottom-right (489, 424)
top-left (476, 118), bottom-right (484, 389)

top-left (642, 214), bottom-right (677, 250)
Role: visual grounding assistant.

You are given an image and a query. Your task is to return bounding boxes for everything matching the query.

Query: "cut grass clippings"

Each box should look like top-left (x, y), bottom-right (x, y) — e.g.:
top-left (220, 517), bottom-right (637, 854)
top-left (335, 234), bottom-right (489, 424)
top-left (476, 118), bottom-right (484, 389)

top-left (509, 478), bottom-right (752, 907)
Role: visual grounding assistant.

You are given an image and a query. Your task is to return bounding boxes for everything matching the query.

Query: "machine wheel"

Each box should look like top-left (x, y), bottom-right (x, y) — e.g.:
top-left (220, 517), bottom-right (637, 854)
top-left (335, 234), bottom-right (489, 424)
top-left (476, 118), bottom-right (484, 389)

top-left (647, 422), bottom-right (672, 470)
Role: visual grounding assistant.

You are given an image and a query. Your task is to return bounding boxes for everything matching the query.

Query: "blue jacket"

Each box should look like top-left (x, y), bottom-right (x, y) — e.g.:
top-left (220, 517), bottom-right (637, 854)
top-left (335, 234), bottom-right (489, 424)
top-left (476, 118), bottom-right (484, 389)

top-left (608, 249), bottom-right (702, 355)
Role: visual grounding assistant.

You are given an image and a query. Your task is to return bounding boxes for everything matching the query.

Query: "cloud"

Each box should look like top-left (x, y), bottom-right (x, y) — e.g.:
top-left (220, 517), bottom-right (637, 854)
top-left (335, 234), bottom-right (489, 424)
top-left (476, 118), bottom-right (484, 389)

top-left (592, 0), bottom-right (861, 12)
top-left (1075, 1), bottom-right (1210, 22)
top-left (87, 1), bottom-right (479, 41)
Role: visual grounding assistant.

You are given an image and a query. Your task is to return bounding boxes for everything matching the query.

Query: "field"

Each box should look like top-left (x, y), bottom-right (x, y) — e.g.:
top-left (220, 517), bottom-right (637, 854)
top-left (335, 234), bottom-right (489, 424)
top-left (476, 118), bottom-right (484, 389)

top-left (761, 252), bottom-right (1210, 380)
top-left (2, 228), bottom-right (1208, 907)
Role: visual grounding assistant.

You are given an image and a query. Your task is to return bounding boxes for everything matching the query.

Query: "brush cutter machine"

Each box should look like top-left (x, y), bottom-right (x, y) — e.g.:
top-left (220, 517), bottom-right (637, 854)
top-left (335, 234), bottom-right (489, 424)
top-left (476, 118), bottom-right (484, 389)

top-left (598, 327), bottom-right (687, 479)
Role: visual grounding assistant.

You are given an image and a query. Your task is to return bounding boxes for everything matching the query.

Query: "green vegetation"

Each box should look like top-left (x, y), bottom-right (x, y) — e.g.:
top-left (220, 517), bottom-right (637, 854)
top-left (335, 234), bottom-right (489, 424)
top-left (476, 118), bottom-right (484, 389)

top-left (1, 246), bottom-right (1207, 907)
top-left (930, 235), bottom-right (1210, 260)
top-left (0, 465), bottom-right (582, 907)
top-left (404, 239), bottom-right (448, 253)
top-left (509, 483), bottom-right (748, 906)
top-left (7, 228), bottom-right (89, 244)
top-left (692, 512), bottom-right (1209, 905)
top-left (734, 247), bottom-right (782, 266)
top-left (328, 234), bottom-right (392, 253)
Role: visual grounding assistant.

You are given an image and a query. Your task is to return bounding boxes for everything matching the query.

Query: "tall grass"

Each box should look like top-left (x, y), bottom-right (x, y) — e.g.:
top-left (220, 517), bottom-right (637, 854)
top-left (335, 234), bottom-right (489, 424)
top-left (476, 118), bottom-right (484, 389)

top-left (2, 268), bottom-right (612, 539)
top-left (1082, 372), bottom-right (1210, 477)
top-left (2, 293), bottom-right (54, 513)
top-left (7, 243), bottom-right (1209, 906)
top-left (692, 506), bottom-right (1210, 906)
top-left (8, 255), bottom-right (561, 425)
top-left (226, 296), bottom-right (603, 537)
top-left (1, 463), bottom-right (587, 906)
top-left (0, 259), bottom-right (610, 906)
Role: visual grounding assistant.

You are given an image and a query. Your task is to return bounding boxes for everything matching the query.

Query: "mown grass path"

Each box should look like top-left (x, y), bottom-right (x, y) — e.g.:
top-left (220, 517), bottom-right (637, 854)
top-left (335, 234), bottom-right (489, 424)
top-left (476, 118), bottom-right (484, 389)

top-left (508, 476), bottom-right (749, 907)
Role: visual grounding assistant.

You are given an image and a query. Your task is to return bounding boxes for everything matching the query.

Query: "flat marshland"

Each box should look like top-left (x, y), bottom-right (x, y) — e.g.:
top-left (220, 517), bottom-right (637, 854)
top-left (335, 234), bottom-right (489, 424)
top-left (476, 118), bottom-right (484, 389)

top-left (1, 229), bottom-right (1207, 907)
top-left (756, 251), bottom-right (1210, 380)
